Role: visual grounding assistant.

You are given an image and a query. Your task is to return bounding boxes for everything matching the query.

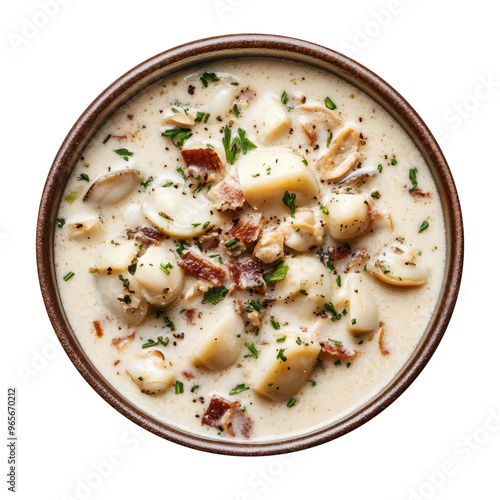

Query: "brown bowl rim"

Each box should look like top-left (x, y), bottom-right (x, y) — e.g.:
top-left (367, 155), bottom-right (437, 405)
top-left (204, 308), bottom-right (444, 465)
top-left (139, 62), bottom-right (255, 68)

top-left (36, 33), bottom-right (464, 456)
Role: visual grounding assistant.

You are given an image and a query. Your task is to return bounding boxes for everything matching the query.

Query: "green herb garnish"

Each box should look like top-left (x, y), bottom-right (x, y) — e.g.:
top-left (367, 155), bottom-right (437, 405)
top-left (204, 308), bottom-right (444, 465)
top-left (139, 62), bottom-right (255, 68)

top-left (57, 218), bottom-right (66, 228)
top-left (103, 134), bottom-right (111, 144)
top-left (419, 220), bottom-right (430, 233)
top-left (200, 72), bottom-right (220, 87)
top-left (229, 383), bottom-right (250, 395)
top-left (287, 398), bottom-right (297, 408)
top-left (271, 317), bottom-right (280, 330)
top-left (160, 262), bottom-right (173, 275)
top-left (222, 126), bottom-right (257, 165)
top-left (325, 96), bottom-right (337, 110)
top-left (263, 260), bottom-right (288, 283)
top-left (141, 176), bottom-right (154, 189)
top-left (409, 168), bottom-right (419, 191)
top-left (78, 173), bottom-right (90, 182)
top-left (282, 191), bottom-right (297, 218)
top-left (63, 271), bottom-right (75, 282)
top-left (114, 148), bottom-right (134, 161)
top-left (202, 286), bottom-right (229, 305)
top-left (175, 380), bottom-right (184, 394)
top-left (194, 112), bottom-right (210, 124)
top-left (162, 128), bottom-right (193, 148)
top-left (277, 349), bottom-right (288, 362)
top-left (244, 342), bottom-right (259, 359)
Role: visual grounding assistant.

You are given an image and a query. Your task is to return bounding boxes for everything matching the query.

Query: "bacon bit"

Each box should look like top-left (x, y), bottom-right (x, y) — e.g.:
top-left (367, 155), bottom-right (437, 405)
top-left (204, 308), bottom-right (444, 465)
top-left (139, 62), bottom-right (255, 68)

top-left (229, 213), bottom-right (264, 243)
top-left (111, 332), bottom-right (136, 351)
top-left (321, 342), bottom-right (357, 358)
top-left (179, 252), bottom-right (226, 286)
top-left (410, 189), bottom-right (432, 198)
top-left (127, 227), bottom-right (165, 247)
top-left (93, 321), bottom-right (104, 338)
top-left (200, 231), bottom-right (220, 251)
top-left (114, 360), bottom-right (120, 366)
top-left (202, 396), bottom-right (252, 438)
top-left (238, 86), bottom-right (257, 105)
top-left (111, 134), bottom-right (128, 140)
top-left (181, 149), bottom-right (224, 183)
top-left (222, 405), bottom-right (253, 438)
top-left (206, 177), bottom-right (245, 211)
top-left (185, 308), bottom-right (196, 325)
top-left (181, 370), bottom-right (195, 380)
top-left (378, 323), bottom-right (390, 356)
top-left (229, 257), bottom-right (266, 295)
top-left (329, 245), bottom-right (352, 261)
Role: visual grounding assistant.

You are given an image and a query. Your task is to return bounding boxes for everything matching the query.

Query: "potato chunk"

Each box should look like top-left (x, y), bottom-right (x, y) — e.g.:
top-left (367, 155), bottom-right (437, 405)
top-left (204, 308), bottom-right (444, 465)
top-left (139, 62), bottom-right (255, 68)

top-left (326, 194), bottom-right (370, 241)
top-left (191, 308), bottom-right (245, 370)
top-left (97, 239), bottom-right (138, 274)
top-left (237, 150), bottom-right (318, 209)
top-left (127, 351), bottom-right (175, 395)
top-left (134, 245), bottom-right (184, 309)
top-left (347, 274), bottom-right (379, 332)
top-left (252, 335), bottom-right (321, 401)
top-left (253, 97), bottom-right (291, 144)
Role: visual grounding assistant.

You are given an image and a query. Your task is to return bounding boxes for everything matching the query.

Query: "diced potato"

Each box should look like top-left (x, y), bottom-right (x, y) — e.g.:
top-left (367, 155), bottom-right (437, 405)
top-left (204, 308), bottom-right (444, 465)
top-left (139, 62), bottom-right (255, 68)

top-left (237, 150), bottom-right (319, 209)
top-left (142, 186), bottom-right (222, 238)
top-left (254, 97), bottom-right (291, 144)
top-left (191, 308), bottom-right (245, 370)
top-left (134, 245), bottom-right (184, 309)
top-left (127, 351), bottom-right (175, 395)
top-left (326, 194), bottom-right (370, 241)
top-left (97, 239), bottom-right (139, 274)
top-left (252, 335), bottom-right (321, 401)
top-left (204, 82), bottom-right (240, 118)
top-left (347, 274), bottom-right (378, 332)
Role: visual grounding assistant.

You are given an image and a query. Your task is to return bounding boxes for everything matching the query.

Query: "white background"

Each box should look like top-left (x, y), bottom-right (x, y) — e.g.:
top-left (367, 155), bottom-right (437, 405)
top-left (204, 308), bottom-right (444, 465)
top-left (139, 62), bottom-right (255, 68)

top-left (1, 0), bottom-right (499, 499)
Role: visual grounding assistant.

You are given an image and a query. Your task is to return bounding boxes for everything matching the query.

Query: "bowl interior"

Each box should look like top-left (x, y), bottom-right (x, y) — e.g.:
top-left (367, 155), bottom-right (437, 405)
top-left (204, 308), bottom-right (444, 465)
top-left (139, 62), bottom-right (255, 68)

top-left (37, 34), bottom-right (463, 456)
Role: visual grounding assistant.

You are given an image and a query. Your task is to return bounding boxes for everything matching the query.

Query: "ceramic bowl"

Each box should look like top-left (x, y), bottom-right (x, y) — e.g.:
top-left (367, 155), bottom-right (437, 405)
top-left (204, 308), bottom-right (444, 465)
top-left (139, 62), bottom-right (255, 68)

top-left (37, 34), bottom-right (464, 456)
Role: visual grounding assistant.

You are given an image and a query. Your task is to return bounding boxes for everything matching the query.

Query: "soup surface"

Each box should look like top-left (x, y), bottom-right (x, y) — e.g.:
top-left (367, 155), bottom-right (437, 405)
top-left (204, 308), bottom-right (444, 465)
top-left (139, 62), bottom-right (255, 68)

top-left (54, 58), bottom-right (445, 442)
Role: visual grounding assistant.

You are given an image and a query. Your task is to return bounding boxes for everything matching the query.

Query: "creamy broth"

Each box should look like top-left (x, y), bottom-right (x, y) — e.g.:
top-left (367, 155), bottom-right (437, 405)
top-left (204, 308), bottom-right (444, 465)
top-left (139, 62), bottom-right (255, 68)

top-left (54, 58), bottom-right (445, 442)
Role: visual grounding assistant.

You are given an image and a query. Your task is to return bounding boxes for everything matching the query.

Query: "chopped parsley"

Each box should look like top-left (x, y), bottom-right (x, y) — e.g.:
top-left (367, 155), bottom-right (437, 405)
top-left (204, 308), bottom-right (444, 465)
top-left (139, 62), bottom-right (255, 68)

top-left (378, 164), bottom-right (383, 173)
top-left (302, 159), bottom-right (308, 166)
top-left (379, 264), bottom-right (390, 274)
top-left (325, 96), bottom-right (337, 110)
top-left (326, 131), bottom-right (333, 148)
top-left (142, 336), bottom-right (169, 349)
top-left (103, 134), bottom-right (111, 144)
top-left (78, 173), bottom-right (90, 182)
top-left (123, 294), bottom-right (131, 304)
top-left (229, 383), bottom-right (250, 395)
top-left (309, 380), bottom-right (316, 387)
top-left (222, 126), bottom-right (257, 165)
top-left (419, 220), bottom-right (430, 233)
top-left (160, 262), bottom-right (173, 275)
top-left (202, 286), bottom-right (229, 305)
top-left (63, 271), bottom-right (75, 282)
top-left (371, 191), bottom-right (380, 199)
top-left (336, 275), bottom-right (342, 287)
top-left (114, 148), bottom-right (134, 161)
top-left (281, 91), bottom-right (289, 106)
top-left (225, 237), bottom-right (239, 248)
top-left (118, 274), bottom-right (130, 290)
top-left (232, 104), bottom-right (240, 117)
top-left (161, 128), bottom-right (193, 148)
top-left (270, 317), bottom-right (280, 330)
top-left (202, 221), bottom-right (211, 230)
top-left (300, 289), bottom-right (308, 296)
top-left (163, 181), bottom-right (174, 187)
top-left (409, 167), bottom-right (419, 191)
top-left (249, 300), bottom-right (265, 313)
top-left (282, 191), bottom-right (297, 218)
top-left (56, 218), bottom-right (66, 228)
top-left (325, 260), bottom-right (335, 271)
top-left (194, 111), bottom-right (210, 123)
top-left (176, 167), bottom-right (188, 181)
top-left (296, 337), bottom-right (303, 345)
top-left (191, 385), bottom-right (200, 393)
top-left (391, 157), bottom-right (398, 166)
top-left (329, 339), bottom-right (343, 346)
top-left (276, 336), bottom-right (286, 343)
top-left (163, 316), bottom-right (175, 330)
top-left (175, 380), bottom-right (184, 394)
top-left (175, 240), bottom-right (189, 257)
top-left (277, 348), bottom-right (288, 362)
top-left (320, 205), bottom-right (329, 215)
top-left (141, 176), bottom-right (154, 189)
top-left (244, 342), bottom-right (259, 359)
top-left (263, 260), bottom-right (288, 283)
top-left (325, 302), bottom-right (342, 322)
top-left (200, 72), bottom-right (220, 87)
top-left (287, 398), bottom-right (297, 408)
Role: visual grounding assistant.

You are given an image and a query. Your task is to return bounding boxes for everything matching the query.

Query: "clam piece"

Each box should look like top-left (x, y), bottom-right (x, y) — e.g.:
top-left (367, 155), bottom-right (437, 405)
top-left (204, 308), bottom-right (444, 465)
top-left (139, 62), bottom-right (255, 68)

top-left (162, 113), bottom-right (195, 127)
top-left (126, 350), bottom-right (175, 395)
top-left (142, 186), bottom-right (222, 238)
top-left (367, 239), bottom-right (430, 286)
top-left (95, 272), bottom-right (149, 326)
top-left (279, 208), bottom-right (324, 252)
top-left (191, 308), bottom-right (245, 370)
top-left (237, 150), bottom-right (319, 209)
top-left (134, 245), bottom-right (184, 309)
top-left (252, 334), bottom-right (321, 401)
top-left (298, 103), bottom-right (344, 127)
top-left (83, 169), bottom-right (143, 205)
top-left (347, 274), bottom-right (379, 332)
top-left (320, 127), bottom-right (360, 180)
top-left (274, 256), bottom-right (333, 317)
top-left (67, 219), bottom-right (103, 241)
top-left (326, 194), bottom-right (370, 241)
top-left (253, 230), bottom-right (285, 264)
top-left (97, 239), bottom-right (139, 274)
top-left (253, 97), bottom-right (291, 144)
